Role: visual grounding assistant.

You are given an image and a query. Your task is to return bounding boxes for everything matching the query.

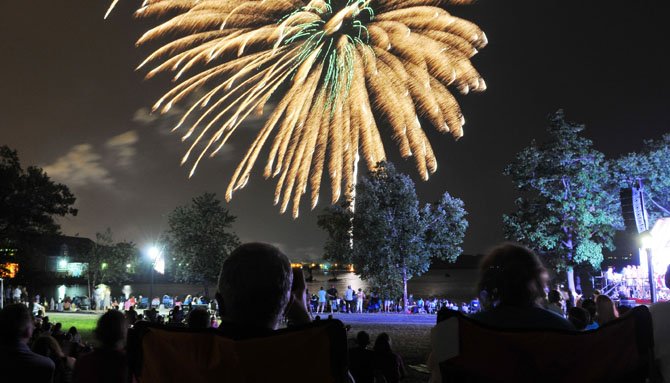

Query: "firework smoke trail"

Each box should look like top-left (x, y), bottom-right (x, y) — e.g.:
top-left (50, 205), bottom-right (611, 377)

top-left (106, 0), bottom-right (487, 218)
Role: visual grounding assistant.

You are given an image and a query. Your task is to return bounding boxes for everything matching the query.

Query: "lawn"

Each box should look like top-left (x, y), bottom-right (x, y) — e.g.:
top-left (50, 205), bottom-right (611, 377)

top-left (44, 312), bottom-right (434, 382)
top-left (343, 322), bottom-right (433, 383)
top-left (46, 312), bottom-right (99, 344)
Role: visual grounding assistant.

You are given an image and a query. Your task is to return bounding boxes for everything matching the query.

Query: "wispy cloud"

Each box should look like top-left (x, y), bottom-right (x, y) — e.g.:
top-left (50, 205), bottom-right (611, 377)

top-left (105, 130), bottom-right (138, 167)
top-left (43, 144), bottom-right (113, 187)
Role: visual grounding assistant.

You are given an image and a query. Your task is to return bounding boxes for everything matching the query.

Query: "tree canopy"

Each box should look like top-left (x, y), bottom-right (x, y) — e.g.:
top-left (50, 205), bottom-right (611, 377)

top-left (318, 162), bottom-right (467, 308)
top-left (0, 145), bottom-right (77, 248)
top-left (164, 193), bottom-right (239, 287)
top-left (614, 133), bottom-right (670, 228)
top-left (85, 228), bottom-right (138, 288)
top-left (503, 111), bottom-right (623, 292)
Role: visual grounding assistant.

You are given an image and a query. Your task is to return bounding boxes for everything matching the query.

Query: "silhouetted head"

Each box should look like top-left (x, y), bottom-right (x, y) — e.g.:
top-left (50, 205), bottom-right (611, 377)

top-left (595, 294), bottom-right (618, 325)
top-left (548, 290), bottom-right (562, 304)
top-left (95, 310), bottom-right (127, 349)
top-left (32, 335), bottom-right (65, 358)
top-left (477, 243), bottom-right (546, 309)
top-left (373, 333), bottom-right (392, 354)
top-left (568, 307), bottom-right (590, 330)
top-left (666, 264), bottom-right (670, 288)
top-left (581, 298), bottom-right (597, 320)
top-left (356, 331), bottom-right (370, 348)
top-left (0, 304), bottom-right (34, 344)
top-left (216, 242), bottom-right (292, 330)
top-left (188, 308), bottom-right (210, 329)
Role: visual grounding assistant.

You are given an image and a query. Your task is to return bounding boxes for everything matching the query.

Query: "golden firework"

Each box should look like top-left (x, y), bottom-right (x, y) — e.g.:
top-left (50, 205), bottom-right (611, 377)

top-left (107, 0), bottom-right (487, 217)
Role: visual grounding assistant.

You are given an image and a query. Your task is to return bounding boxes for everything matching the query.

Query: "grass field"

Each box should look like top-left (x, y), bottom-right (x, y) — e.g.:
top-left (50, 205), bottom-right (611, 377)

top-left (47, 312), bottom-right (99, 344)
top-left (45, 312), bottom-right (434, 382)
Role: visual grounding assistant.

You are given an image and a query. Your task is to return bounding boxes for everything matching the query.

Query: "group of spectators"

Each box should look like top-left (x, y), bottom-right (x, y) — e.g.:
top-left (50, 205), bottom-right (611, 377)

top-left (310, 287), bottom-right (482, 316)
top-left (1, 242), bottom-right (669, 382)
top-left (313, 285), bottom-right (369, 313)
top-left (349, 331), bottom-right (407, 383)
top-left (546, 287), bottom-right (627, 331)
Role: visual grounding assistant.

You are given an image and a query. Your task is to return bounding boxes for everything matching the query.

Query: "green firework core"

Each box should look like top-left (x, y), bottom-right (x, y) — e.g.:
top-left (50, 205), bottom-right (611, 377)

top-left (282, 0), bottom-right (374, 112)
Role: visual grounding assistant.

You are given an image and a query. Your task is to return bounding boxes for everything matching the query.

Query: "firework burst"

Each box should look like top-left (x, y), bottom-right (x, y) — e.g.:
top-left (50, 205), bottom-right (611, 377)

top-left (107, 0), bottom-right (487, 217)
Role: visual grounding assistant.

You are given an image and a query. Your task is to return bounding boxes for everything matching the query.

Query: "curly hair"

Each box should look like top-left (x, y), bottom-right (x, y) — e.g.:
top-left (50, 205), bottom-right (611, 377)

top-left (477, 243), bottom-right (547, 309)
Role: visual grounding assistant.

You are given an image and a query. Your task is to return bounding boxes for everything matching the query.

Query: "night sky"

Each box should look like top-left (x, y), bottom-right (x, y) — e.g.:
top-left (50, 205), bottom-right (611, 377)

top-left (1, 1), bottom-right (668, 261)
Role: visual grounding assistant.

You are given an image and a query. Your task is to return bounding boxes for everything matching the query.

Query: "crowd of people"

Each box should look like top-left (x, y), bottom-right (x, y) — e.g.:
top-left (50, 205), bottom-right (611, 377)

top-left (309, 284), bottom-right (482, 316)
top-left (0, 242), bottom-right (668, 382)
top-left (604, 265), bottom-right (670, 301)
top-left (4, 287), bottom-right (215, 315)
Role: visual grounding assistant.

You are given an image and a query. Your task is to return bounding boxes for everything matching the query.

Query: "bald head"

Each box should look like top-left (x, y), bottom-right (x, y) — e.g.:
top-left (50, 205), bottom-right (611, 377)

top-left (217, 243), bottom-right (293, 329)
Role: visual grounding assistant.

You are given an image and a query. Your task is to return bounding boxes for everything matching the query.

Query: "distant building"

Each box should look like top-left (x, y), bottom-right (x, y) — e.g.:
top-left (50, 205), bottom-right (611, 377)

top-left (1, 235), bottom-right (94, 299)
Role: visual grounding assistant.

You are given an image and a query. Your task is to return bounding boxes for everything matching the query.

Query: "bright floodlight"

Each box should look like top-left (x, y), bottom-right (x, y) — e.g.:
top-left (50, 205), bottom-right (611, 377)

top-left (58, 259), bottom-right (68, 269)
top-left (146, 245), bottom-right (165, 275)
top-left (148, 246), bottom-right (161, 261)
top-left (640, 231), bottom-right (654, 249)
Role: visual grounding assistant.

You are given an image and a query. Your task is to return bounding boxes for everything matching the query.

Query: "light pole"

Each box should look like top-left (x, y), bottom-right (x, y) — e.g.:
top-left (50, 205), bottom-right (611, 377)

top-left (147, 246), bottom-right (161, 307)
top-left (640, 231), bottom-right (657, 304)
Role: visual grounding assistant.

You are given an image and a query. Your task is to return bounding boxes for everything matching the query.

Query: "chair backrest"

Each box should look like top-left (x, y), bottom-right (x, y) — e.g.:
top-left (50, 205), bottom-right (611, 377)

top-left (432, 305), bottom-right (655, 383)
top-left (127, 319), bottom-right (349, 383)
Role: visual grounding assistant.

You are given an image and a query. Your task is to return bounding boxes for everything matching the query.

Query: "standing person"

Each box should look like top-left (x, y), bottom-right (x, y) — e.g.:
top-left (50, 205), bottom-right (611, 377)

top-left (103, 288), bottom-right (111, 311)
top-left (345, 286), bottom-right (355, 313)
top-left (317, 287), bottom-right (327, 314)
top-left (12, 286), bottom-right (22, 303)
top-left (0, 304), bottom-right (55, 382)
top-left (605, 267), bottom-right (614, 286)
top-left (327, 285), bottom-right (339, 313)
top-left (356, 288), bottom-right (366, 313)
top-left (73, 310), bottom-right (128, 383)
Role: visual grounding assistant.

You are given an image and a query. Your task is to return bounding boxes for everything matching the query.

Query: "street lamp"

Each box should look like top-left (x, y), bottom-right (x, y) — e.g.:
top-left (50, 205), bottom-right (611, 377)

top-left (640, 231), bottom-right (657, 304)
top-left (146, 245), bottom-right (162, 307)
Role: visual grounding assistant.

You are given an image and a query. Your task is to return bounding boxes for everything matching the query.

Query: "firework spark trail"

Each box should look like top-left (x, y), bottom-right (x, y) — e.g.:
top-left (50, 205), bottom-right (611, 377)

top-left (106, 0), bottom-right (487, 217)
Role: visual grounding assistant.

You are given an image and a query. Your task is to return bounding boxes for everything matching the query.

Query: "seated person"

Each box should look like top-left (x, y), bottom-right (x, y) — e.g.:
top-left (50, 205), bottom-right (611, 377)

top-left (373, 333), bottom-right (406, 383)
top-left (73, 310), bottom-right (128, 383)
top-left (169, 305), bottom-right (184, 324)
top-left (580, 298), bottom-right (599, 330)
top-left (349, 331), bottom-right (375, 383)
top-left (567, 307), bottom-right (590, 331)
top-left (0, 304), bottom-right (55, 382)
top-left (32, 335), bottom-right (75, 383)
top-left (471, 243), bottom-right (574, 330)
top-left (215, 242), bottom-right (311, 338)
top-left (187, 307), bottom-right (210, 329)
